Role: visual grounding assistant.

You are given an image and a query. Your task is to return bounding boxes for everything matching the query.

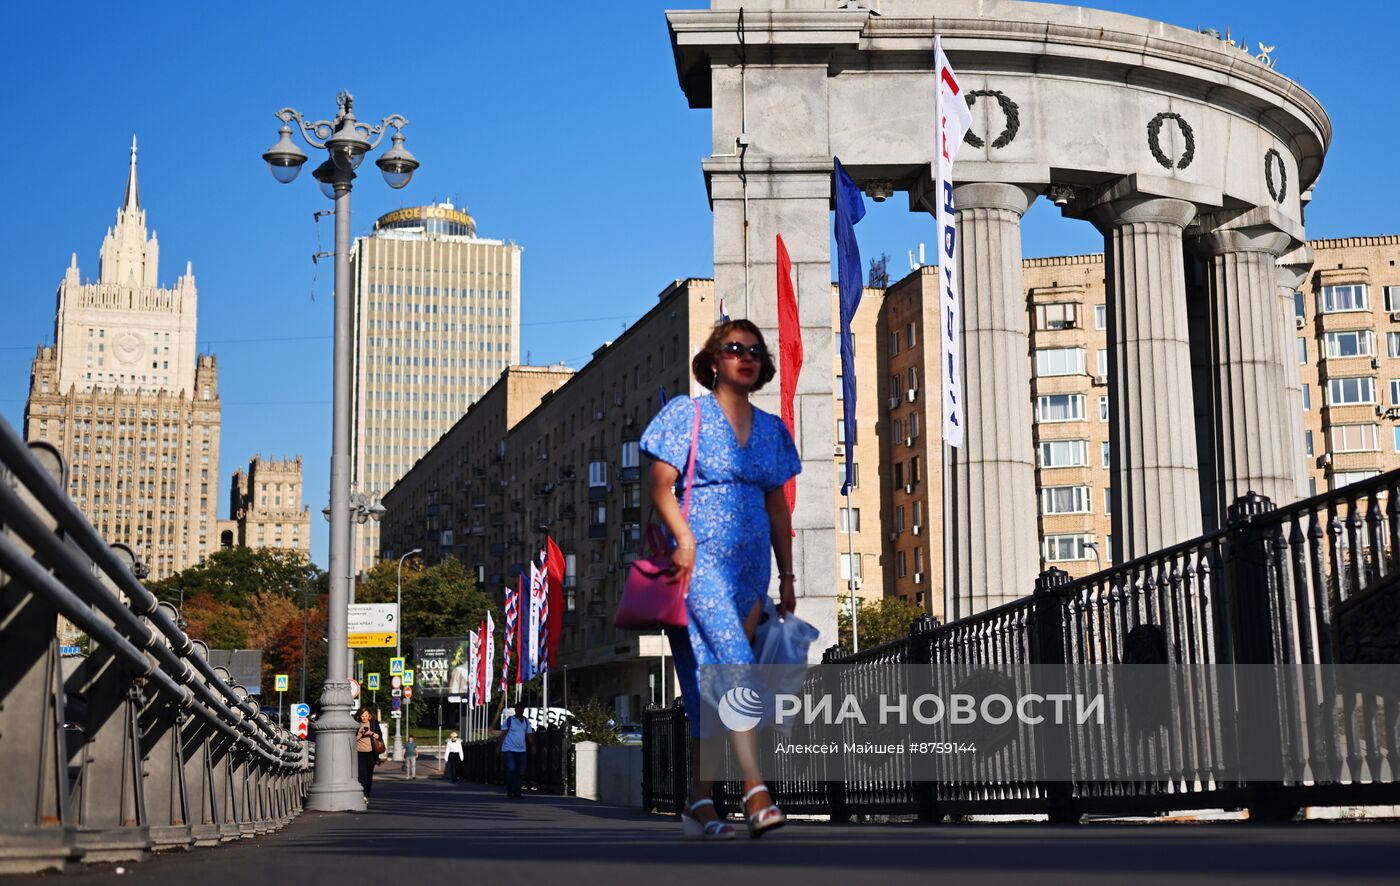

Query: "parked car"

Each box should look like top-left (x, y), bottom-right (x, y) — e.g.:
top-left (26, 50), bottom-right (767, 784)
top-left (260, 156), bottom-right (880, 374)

top-left (614, 722), bottom-right (643, 744)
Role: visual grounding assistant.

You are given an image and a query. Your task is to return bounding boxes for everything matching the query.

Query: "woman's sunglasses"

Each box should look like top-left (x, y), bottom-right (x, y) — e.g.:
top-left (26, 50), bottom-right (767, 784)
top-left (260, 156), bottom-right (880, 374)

top-left (720, 341), bottom-right (768, 360)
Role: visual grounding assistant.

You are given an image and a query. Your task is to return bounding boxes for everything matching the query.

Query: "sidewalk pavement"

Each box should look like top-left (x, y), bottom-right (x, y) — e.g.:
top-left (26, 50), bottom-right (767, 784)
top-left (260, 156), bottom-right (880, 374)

top-left (12, 779), bottom-right (1399, 885)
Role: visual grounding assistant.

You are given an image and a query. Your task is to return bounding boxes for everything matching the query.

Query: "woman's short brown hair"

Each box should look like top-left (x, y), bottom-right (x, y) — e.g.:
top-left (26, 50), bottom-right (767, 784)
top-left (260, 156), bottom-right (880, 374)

top-left (691, 319), bottom-right (777, 392)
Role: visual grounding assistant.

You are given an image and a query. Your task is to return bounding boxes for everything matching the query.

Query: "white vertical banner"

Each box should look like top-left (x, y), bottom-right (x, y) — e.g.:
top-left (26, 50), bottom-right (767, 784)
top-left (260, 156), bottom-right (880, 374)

top-left (935, 36), bottom-right (973, 448)
top-left (484, 612), bottom-right (495, 707)
top-left (527, 562), bottom-right (543, 677)
top-left (467, 631), bottom-right (480, 709)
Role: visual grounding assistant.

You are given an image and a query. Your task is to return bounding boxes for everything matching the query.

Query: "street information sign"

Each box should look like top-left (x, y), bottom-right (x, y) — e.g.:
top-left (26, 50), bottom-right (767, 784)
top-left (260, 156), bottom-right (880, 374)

top-left (347, 603), bottom-right (399, 648)
top-left (275, 674), bottom-right (289, 692)
top-left (403, 669), bottom-right (415, 687)
top-left (367, 673), bottom-right (381, 691)
top-left (291, 703), bottom-right (311, 739)
top-left (389, 657), bottom-right (405, 676)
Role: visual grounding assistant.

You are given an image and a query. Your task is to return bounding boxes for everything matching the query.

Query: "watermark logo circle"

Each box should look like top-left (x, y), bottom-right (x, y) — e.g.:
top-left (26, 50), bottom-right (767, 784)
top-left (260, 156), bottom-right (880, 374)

top-left (718, 687), bottom-right (764, 732)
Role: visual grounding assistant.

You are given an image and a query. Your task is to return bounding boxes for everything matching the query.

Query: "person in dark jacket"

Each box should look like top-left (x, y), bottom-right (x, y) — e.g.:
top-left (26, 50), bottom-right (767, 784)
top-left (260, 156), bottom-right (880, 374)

top-left (354, 706), bottom-right (383, 799)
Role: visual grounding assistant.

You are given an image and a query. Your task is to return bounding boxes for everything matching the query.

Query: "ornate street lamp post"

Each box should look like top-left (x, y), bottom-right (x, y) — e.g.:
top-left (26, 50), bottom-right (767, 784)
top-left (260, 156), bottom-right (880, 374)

top-left (262, 92), bottom-right (418, 812)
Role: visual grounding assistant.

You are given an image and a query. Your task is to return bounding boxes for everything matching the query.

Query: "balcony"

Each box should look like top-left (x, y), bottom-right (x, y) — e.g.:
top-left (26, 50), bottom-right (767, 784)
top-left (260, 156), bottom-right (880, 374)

top-left (588, 523), bottom-right (608, 539)
top-left (535, 482), bottom-right (554, 496)
top-left (588, 484), bottom-right (609, 501)
top-left (619, 466), bottom-right (640, 484)
top-left (489, 543), bottom-right (507, 555)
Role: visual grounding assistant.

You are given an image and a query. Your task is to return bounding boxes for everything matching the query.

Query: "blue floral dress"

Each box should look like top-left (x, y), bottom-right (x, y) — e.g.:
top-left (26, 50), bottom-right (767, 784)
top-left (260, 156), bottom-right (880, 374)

top-left (640, 394), bottom-right (801, 734)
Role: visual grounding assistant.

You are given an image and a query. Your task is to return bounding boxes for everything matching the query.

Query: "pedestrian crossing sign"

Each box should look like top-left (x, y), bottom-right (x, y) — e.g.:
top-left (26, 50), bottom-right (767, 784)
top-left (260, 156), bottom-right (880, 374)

top-left (367, 673), bottom-right (380, 691)
top-left (390, 657), bottom-right (405, 676)
top-left (403, 669), bottom-right (415, 687)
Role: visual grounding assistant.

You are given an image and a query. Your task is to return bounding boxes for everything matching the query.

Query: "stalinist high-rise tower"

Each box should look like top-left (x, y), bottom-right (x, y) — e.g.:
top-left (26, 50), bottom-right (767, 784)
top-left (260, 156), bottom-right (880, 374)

top-left (24, 139), bottom-right (221, 579)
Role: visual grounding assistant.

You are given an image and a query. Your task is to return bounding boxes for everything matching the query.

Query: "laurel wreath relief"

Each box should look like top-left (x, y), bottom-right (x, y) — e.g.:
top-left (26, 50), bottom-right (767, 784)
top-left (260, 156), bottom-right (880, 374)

top-left (962, 90), bottom-right (1021, 150)
top-left (1147, 112), bottom-right (1196, 170)
top-left (1264, 148), bottom-right (1288, 203)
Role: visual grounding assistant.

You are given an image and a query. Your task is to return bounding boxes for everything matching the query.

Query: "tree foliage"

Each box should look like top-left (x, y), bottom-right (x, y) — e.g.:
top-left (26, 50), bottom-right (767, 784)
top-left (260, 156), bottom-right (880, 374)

top-left (836, 594), bottom-right (929, 652)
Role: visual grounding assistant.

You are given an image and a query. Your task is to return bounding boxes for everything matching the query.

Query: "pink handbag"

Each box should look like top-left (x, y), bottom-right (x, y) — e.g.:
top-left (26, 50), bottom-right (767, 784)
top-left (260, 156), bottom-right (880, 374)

top-left (615, 399), bottom-right (701, 630)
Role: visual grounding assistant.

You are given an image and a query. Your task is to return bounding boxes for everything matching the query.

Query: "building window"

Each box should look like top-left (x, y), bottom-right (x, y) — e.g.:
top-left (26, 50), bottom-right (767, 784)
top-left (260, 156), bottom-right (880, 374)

top-left (897, 550), bottom-right (907, 578)
top-left (1305, 430), bottom-right (1314, 456)
top-left (591, 502), bottom-right (606, 525)
top-left (1327, 377), bottom-right (1376, 406)
top-left (1102, 441), bottom-right (1111, 468)
top-left (1043, 534), bottom-right (1094, 562)
top-left (1302, 384), bottom-right (1311, 411)
top-left (1096, 349), bottom-right (1108, 377)
top-left (1034, 347), bottom-right (1085, 377)
top-left (1389, 332), bottom-right (1400, 358)
top-left (1324, 330), bottom-right (1375, 358)
top-left (1035, 302), bottom-right (1079, 330)
top-left (1331, 423), bottom-right (1380, 452)
top-left (912, 500), bottom-right (922, 529)
top-left (1104, 489), bottom-right (1112, 516)
top-left (1037, 394), bottom-right (1085, 423)
top-left (1332, 469), bottom-right (1380, 490)
top-left (1094, 304), bottom-right (1107, 330)
top-left (1391, 380), bottom-right (1400, 406)
top-left (837, 419), bottom-right (847, 446)
top-left (840, 507), bottom-right (860, 533)
top-left (1294, 291), bottom-right (1306, 318)
top-left (895, 506), bottom-right (906, 532)
top-left (890, 331), bottom-right (900, 356)
top-left (845, 463), bottom-right (860, 488)
top-left (1039, 439), bottom-right (1088, 468)
top-left (909, 457), bottom-right (921, 484)
top-left (621, 441), bottom-right (639, 469)
top-left (1040, 485), bottom-right (1091, 515)
top-left (588, 460), bottom-right (608, 487)
top-left (839, 553), bottom-right (863, 581)
top-left (1099, 396), bottom-right (1109, 422)
top-left (1320, 284), bottom-right (1369, 313)
top-left (1386, 285), bottom-right (1400, 313)
top-left (1393, 426), bottom-right (1400, 453)
top-left (906, 322), bottom-right (917, 348)
top-left (1297, 337), bottom-right (1308, 364)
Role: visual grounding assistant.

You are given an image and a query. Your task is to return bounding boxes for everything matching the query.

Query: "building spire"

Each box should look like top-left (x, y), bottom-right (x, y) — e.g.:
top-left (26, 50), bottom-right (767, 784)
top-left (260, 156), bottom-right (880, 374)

top-left (124, 135), bottom-right (140, 210)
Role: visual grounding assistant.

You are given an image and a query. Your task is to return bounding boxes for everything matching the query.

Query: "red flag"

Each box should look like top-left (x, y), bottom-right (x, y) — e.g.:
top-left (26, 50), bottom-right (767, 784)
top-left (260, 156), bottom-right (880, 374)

top-left (476, 619), bottom-right (488, 705)
top-left (776, 235), bottom-right (803, 521)
top-left (545, 537), bottom-right (566, 667)
top-left (515, 573), bottom-right (525, 686)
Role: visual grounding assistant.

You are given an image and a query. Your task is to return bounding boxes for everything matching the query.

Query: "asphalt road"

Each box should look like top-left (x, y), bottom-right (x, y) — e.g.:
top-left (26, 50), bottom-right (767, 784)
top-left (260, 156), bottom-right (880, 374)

top-left (13, 776), bottom-right (1400, 885)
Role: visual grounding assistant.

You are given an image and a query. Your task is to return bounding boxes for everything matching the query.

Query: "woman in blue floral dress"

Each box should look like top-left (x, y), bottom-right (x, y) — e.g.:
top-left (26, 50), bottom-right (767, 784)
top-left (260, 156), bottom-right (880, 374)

top-left (641, 319), bottom-right (801, 840)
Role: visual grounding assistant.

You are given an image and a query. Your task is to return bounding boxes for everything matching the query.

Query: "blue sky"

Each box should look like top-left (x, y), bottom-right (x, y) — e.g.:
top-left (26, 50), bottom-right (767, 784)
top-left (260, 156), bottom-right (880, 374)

top-left (2, 1), bottom-right (1396, 567)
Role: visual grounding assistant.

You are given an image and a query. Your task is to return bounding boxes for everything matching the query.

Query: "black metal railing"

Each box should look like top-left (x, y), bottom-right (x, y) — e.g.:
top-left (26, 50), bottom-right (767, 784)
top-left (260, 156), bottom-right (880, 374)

top-left (458, 727), bottom-right (574, 795)
top-left (0, 417), bottom-right (310, 874)
top-left (643, 478), bottom-right (1400, 822)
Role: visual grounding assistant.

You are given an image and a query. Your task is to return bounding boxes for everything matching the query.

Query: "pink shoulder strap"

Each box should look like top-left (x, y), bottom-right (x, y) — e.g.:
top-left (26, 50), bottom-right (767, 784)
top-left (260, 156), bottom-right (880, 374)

top-left (680, 398), bottom-right (701, 520)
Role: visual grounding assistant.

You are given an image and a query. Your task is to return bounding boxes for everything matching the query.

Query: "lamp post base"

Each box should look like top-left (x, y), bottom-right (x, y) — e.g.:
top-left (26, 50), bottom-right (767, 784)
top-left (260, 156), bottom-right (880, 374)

top-left (306, 681), bottom-right (366, 812)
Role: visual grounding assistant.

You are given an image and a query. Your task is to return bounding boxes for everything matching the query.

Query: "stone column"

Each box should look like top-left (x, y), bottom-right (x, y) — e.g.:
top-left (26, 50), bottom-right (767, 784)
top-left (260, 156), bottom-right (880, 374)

top-left (1190, 225), bottom-right (1297, 521)
top-left (1277, 246), bottom-right (1316, 500)
top-left (1090, 196), bottom-right (1204, 560)
top-left (943, 182), bottom-right (1040, 616)
top-left (707, 161), bottom-right (837, 653)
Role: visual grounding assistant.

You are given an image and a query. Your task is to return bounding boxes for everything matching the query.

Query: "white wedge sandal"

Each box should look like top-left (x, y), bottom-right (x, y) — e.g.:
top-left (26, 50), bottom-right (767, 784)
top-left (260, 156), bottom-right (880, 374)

top-left (743, 784), bottom-right (786, 838)
top-left (680, 798), bottom-right (736, 841)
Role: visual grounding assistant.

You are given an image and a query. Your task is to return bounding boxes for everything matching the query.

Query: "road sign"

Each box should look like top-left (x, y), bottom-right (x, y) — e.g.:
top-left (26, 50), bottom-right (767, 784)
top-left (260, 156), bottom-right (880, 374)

top-left (404, 686), bottom-right (414, 700)
top-left (447, 695), bottom-right (463, 704)
top-left (275, 674), bottom-right (289, 692)
top-left (291, 702), bottom-right (310, 739)
top-left (403, 669), bottom-right (415, 687)
top-left (389, 657), bottom-right (405, 676)
top-left (367, 673), bottom-right (381, 691)
top-left (392, 688), bottom-right (402, 698)
top-left (349, 679), bottom-right (360, 699)
top-left (293, 703), bottom-right (311, 718)
top-left (390, 710), bottom-right (401, 719)
top-left (390, 675), bottom-right (402, 690)
top-left (348, 604), bottom-right (399, 648)
top-left (392, 697), bottom-right (401, 711)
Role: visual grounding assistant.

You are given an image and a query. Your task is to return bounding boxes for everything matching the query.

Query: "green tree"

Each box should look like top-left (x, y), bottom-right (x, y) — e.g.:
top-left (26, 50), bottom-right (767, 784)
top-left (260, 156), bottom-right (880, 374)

top-left (149, 546), bottom-right (321, 607)
top-left (837, 594), bottom-right (929, 652)
top-left (349, 558), bottom-right (500, 716)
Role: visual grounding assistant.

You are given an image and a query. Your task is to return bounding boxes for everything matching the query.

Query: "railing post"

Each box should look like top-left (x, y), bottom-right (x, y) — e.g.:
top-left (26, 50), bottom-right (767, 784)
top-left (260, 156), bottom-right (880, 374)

top-left (907, 616), bottom-right (945, 823)
top-left (820, 644), bottom-right (851, 823)
top-left (641, 706), bottom-right (655, 811)
top-left (1032, 568), bottom-right (1078, 824)
top-left (139, 698), bottom-right (193, 851)
top-left (1224, 492), bottom-right (1300, 821)
top-left (0, 446), bottom-right (81, 874)
top-left (66, 545), bottom-right (153, 862)
top-left (670, 699), bottom-right (688, 817)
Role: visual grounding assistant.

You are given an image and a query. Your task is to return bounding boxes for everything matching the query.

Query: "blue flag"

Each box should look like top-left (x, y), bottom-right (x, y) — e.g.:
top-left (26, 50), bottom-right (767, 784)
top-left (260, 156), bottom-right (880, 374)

top-left (658, 385), bottom-right (669, 407)
top-left (833, 157), bottom-right (866, 492)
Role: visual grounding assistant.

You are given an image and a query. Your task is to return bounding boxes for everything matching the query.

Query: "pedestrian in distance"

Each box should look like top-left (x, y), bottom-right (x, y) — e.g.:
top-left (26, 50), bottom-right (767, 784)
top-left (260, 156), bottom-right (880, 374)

top-left (443, 731), bottom-right (464, 782)
top-left (404, 735), bottom-right (418, 779)
top-left (640, 319), bottom-right (801, 840)
top-left (498, 702), bottom-right (534, 799)
top-left (354, 706), bottom-right (386, 800)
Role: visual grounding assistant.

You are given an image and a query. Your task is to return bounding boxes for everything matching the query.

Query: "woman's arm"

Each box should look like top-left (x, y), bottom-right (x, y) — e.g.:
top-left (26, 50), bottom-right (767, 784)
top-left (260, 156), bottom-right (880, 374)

top-left (766, 487), bottom-right (796, 614)
top-left (649, 460), bottom-right (696, 584)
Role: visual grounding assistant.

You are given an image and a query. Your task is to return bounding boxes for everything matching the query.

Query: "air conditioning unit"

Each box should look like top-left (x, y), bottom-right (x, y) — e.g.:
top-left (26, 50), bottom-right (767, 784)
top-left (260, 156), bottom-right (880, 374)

top-left (903, 483), bottom-right (914, 494)
top-left (1092, 374), bottom-right (1108, 386)
top-left (834, 445), bottom-right (845, 457)
top-left (1390, 312), bottom-right (1400, 322)
top-left (906, 389), bottom-right (918, 402)
top-left (1386, 407), bottom-right (1400, 420)
top-left (912, 524), bottom-right (922, 536)
top-left (1372, 357), bottom-right (1382, 370)
top-left (1296, 316), bottom-right (1307, 329)
top-left (888, 396), bottom-right (899, 409)
top-left (913, 572), bottom-right (924, 584)
top-left (905, 437), bottom-right (914, 447)
top-left (1320, 453), bottom-right (1333, 467)
top-left (1063, 319), bottom-right (1078, 329)
top-left (594, 410), bottom-right (604, 421)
